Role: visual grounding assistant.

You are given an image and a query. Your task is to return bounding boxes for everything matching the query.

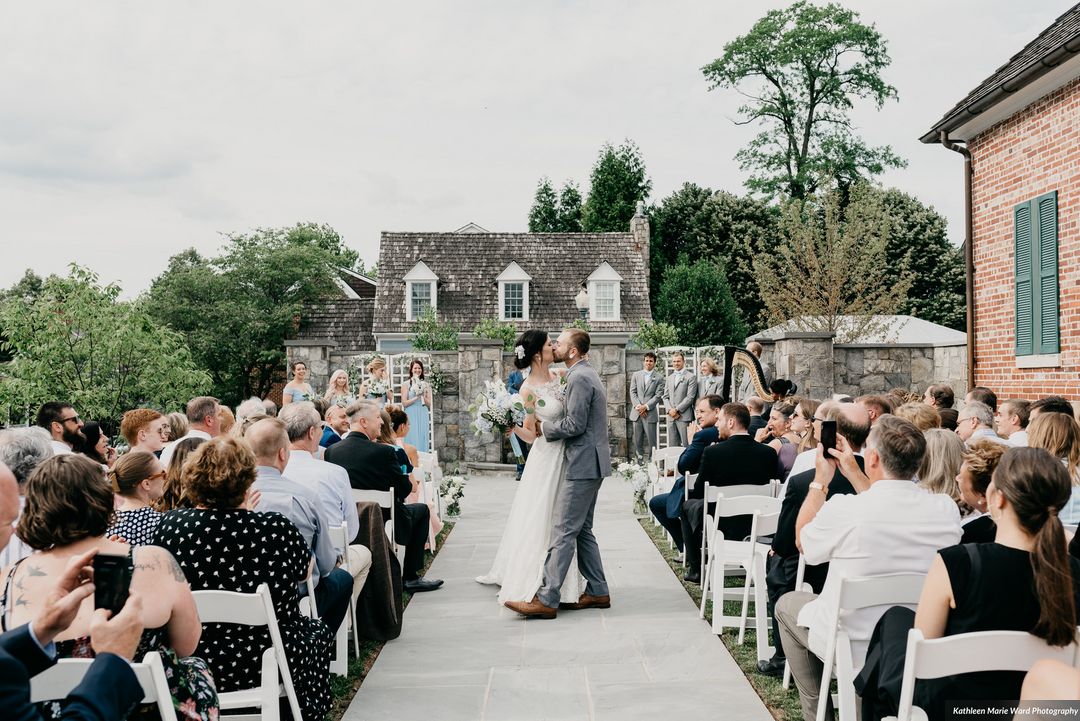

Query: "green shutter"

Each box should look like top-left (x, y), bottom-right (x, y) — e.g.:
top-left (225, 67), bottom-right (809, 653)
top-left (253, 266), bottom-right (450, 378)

top-left (1015, 202), bottom-right (1034, 356)
top-left (1034, 191), bottom-right (1060, 354)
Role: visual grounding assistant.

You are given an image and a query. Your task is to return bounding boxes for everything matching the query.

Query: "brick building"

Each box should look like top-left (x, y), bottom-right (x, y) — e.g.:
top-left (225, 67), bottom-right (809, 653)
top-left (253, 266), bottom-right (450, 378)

top-left (922, 5), bottom-right (1080, 398)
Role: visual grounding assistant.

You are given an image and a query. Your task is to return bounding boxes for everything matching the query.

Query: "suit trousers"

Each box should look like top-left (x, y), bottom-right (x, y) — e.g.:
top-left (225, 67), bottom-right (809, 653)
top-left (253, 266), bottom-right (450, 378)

top-left (313, 567), bottom-right (354, 635)
top-left (395, 502), bottom-right (431, 581)
top-left (765, 553), bottom-right (800, 663)
top-left (632, 418), bottom-right (657, 460)
top-left (776, 591), bottom-right (841, 721)
top-left (648, 491), bottom-right (683, 550)
top-left (537, 477), bottom-right (608, 608)
top-left (668, 419), bottom-right (690, 447)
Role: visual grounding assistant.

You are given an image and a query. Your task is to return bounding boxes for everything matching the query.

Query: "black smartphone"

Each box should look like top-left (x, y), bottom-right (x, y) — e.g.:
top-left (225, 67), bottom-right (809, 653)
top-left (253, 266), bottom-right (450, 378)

top-left (92, 553), bottom-right (132, 615)
top-left (819, 420), bottom-right (837, 455)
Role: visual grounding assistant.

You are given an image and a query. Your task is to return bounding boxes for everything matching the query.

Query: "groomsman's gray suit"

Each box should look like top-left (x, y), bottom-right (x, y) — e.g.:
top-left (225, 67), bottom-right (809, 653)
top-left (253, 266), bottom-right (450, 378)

top-left (538, 360), bottom-right (611, 609)
top-left (664, 369), bottom-right (698, 447)
top-left (629, 367), bottom-right (664, 461)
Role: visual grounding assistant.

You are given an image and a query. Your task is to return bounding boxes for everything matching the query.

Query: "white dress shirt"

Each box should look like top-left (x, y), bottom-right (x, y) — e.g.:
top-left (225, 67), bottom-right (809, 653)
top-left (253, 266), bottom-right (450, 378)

top-left (285, 449), bottom-right (360, 552)
top-left (1008, 430), bottom-right (1029, 447)
top-left (159, 429), bottom-right (212, 467)
top-left (797, 479), bottom-right (961, 669)
top-left (966, 427), bottom-right (1011, 448)
top-left (49, 440), bottom-right (72, 455)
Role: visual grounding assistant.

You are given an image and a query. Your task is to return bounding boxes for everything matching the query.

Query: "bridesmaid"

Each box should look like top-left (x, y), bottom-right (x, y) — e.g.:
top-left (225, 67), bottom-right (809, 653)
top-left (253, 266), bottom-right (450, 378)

top-left (400, 358), bottom-right (432, 453)
top-left (282, 361), bottom-right (314, 406)
top-left (698, 357), bottom-right (722, 398)
top-left (359, 358), bottom-right (392, 407)
top-left (323, 369), bottom-right (356, 408)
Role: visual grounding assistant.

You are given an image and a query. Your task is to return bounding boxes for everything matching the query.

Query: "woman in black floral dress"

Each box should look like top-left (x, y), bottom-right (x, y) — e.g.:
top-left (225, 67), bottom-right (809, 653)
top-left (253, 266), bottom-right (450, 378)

top-left (154, 436), bottom-right (334, 721)
top-left (107, 451), bottom-right (166, 545)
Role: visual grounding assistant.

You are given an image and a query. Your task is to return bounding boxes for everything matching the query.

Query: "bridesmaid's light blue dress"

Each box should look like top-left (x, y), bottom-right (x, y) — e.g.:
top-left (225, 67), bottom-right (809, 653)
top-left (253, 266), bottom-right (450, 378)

top-left (404, 382), bottom-right (431, 452)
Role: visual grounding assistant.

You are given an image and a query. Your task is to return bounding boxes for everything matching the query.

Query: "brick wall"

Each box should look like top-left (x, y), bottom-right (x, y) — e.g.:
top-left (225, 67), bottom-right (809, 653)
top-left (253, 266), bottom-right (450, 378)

top-left (967, 75), bottom-right (1080, 398)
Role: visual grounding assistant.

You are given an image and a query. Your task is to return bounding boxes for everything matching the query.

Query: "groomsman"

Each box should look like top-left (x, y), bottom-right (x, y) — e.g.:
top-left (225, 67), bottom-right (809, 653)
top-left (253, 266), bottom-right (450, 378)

top-left (629, 352), bottom-right (664, 461)
top-left (663, 352), bottom-right (697, 447)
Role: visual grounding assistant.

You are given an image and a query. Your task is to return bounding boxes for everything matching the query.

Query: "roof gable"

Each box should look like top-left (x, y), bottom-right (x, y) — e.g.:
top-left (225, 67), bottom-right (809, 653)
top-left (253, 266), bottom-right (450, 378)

top-left (588, 262), bottom-right (623, 282)
top-left (496, 261), bottom-right (532, 282)
top-left (403, 260), bottom-right (439, 282)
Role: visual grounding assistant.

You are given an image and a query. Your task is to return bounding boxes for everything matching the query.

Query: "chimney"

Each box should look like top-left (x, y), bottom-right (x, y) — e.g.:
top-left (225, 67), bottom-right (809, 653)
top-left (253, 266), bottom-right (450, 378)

top-left (630, 200), bottom-right (650, 287)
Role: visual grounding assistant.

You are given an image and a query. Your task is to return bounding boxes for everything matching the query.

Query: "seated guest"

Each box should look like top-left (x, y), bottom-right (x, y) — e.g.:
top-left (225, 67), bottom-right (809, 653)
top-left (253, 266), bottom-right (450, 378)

top-left (955, 440), bottom-right (1007, 544)
top-left (648, 395), bottom-right (722, 552)
top-left (154, 437), bottom-right (333, 720)
top-left (1029, 394), bottom-right (1074, 420)
top-left (856, 395), bottom-right (894, 426)
top-left (217, 406), bottom-right (235, 436)
top-left (792, 398), bottom-right (820, 455)
top-left (995, 398), bottom-right (1031, 446)
top-left (73, 422), bottom-right (114, 469)
top-left (155, 437), bottom-right (206, 513)
top-left (916, 429), bottom-right (964, 503)
top-left (785, 401), bottom-right (837, 481)
top-left (938, 407), bottom-right (959, 431)
top-left (0, 429), bottom-right (52, 567)
top-left (964, 386), bottom-right (998, 413)
top-left (3, 454), bottom-right (217, 720)
top-left (106, 451), bottom-right (166, 546)
top-left (388, 406), bottom-right (444, 544)
top-left (923, 383), bottom-right (955, 410)
top-left (955, 401), bottom-right (1009, 447)
top-left (35, 402), bottom-right (83, 456)
top-left (1028, 412), bottom-right (1080, 525)
top-left (761, 403), bottom-right (870, 677)
top-left (895, 402), bottom-right (941, 432)
top-left (235, 397), bottom-right (265, 423)
top-left (245, 418), bottom-right (353, 634)
top-left (280, 402), bottom-right (372, 605)
top-left (119, 409), bottom-right (169, 457)
top-left (165, 411), bottom-right (188, 443)
top-left (756, 401), bottom-right (800, 478)
top-left (160, 397), bottom-right (220, 467)
top-left (856, 447), bottom-right (1080, 721)
top-left (1018, 658), bottom-right (1080, 705)
top-left (325, 400), bottom-right (443, 593)
top-left (262, 398), bottom-right (278, 417)
top-left (321, 404), bottom-right (349, 448)
top-left (746, 396), bottom-right (768, 438)
top-left (681, 402), bottom-right (777, 584)
top-left (776, 416), bottom-right (961, 721)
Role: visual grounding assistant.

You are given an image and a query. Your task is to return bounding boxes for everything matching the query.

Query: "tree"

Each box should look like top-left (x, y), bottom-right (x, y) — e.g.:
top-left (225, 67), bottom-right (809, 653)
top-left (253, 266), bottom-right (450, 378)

top-left (582, 141), bottom-right (652, 232)
top-left (528, 178), bottom-right (560, 232)
top-left (753, 183), bottom-right (913, 342)
top-left (556, 182), bottom-right (584, 232)
top-left (411, 308), bottom-right (459, 351)
top-left (0, 265), bottom-right (209, 429)
top-left (702, 1), bottom-right (904, 200)
top-left (629, 319), bottom-right (680, 350)
top-left (655, 260), bottom-right (748, 347)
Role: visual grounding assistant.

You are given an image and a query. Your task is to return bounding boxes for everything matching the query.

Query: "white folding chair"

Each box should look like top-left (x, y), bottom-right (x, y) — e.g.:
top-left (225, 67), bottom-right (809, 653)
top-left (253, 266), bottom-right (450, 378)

top-left (699, 493), bottom-right (781, 663)
top-left (883, 629), bottom-right (1080, 721)
top-left (698, 483), bottom-right (775, 604)
top-left (192, 583), bottom-right (304, 721)
top-left (782, 554), bottom-right (811, 690)
top-left (648, 447), bottom-right (682, 528)
top-left (31, 651), bottom-right (177, 720)
top-left (419, 453), bottom-right (443, 522)
top-left (677, 472), bottom-right (699, 561)
top-left (328, 523), bottom-right (361, 659)
top-left (816, 573), bottom-right (927, 721)
top-left (352, 488), bottom-right (404, 569)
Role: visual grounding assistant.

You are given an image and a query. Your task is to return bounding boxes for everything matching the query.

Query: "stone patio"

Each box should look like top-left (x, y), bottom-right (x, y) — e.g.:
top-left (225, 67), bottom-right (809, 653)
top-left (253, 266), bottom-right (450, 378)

top-left (343, 470), bottom-right (773, 721)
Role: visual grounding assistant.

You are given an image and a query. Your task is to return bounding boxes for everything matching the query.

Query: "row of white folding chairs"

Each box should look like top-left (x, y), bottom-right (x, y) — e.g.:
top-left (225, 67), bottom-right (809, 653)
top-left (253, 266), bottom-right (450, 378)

top-left (31, 651), bottom-right (178, 720)
top-left (416, 450), bottom-right (442, 549)
top-left (297, 524), bottom-right (358, 677)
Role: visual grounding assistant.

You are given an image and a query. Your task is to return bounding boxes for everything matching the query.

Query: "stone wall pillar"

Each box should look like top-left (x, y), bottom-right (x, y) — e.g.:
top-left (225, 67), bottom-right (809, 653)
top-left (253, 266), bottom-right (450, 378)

top-left (283, 340), bottom-right (334, 392)
top-left (458, 338), bottom-right (506, 465)
top-left (772, 332), bottom-right (835, 400)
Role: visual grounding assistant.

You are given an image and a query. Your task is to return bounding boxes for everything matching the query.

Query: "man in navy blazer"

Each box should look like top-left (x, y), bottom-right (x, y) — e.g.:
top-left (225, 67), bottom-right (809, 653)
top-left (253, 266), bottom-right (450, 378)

top-left (647, 395), bottom-right (722, 551)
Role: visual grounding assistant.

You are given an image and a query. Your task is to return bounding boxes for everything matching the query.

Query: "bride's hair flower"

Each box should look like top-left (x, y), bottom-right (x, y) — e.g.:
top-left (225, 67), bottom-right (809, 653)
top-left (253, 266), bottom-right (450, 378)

top-left (514, 345), bottom-right (525, 360)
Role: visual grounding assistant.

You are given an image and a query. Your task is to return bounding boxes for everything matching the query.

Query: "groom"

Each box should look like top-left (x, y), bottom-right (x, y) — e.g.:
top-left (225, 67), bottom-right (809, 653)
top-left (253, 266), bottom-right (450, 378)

top-left (505, 328), bottom-right (612, 619)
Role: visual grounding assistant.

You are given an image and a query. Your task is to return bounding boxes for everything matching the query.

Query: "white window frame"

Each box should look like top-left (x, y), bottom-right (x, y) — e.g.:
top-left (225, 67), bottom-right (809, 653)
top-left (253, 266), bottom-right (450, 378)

top-left (496, 261), bottom-right (532, 322)
top-left (587, 262), bottom-right (622, 321)
top-left (403, 261), bottom-right (439, 321)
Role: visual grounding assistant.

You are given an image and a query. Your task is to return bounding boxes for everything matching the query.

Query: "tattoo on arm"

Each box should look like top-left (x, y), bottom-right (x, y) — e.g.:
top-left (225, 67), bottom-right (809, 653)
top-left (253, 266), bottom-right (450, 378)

top-left (26, 565), bottom-right (46, 577)
top-left (164, 553), bottom-right (187, 583)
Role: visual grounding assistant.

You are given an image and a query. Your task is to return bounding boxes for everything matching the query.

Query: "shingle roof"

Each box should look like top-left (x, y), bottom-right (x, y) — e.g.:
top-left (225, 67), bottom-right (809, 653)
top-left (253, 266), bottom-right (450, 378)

top-left (292, 298), bottom-right (375, 352)
top-left (372, 231), bottom-right (651, 334)
top-left (921, 3), bottom-right (1080, 142)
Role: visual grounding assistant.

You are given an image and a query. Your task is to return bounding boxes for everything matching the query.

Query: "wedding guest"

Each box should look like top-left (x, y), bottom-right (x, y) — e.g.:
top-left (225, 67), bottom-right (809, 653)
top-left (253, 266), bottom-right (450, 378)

top-left (1018, 659), bottom-right (1080, 705)
top-left (74, 422), bottom-right (115, 469)
top-left (4, 454), bottom-right (217, 720)
top-left (965, 386), bottom-right (998, 413)
top-left (360, 358), bottom-right (392, 407)
top-left (36, 402), bottom-right (83, 455)
top-left (917, 429), bottom-right (964, 506)
top-left (785, 401), bottom-right (837, 481)
top-left (217, 406), bottom-right (235, 436)
top-left (747, 397), bottom-right (768, 438)
top-left (0, 428), bottom-right (52, 566)
top-left (663, 352), bottom-right (697, 447)
top-left (262, 398), bottom-right (278, 417)
top-left (160, 397), bottom-right (220, 467)
top-left (1028, 412), bottom-right (1080, 525)
top-left (235, 396), bottom-right (265, 423)
top-left (323, 369), bottom-right (356, 408)
top-left (389, 406), bottom-right (443, 544)
top-left (165, 411), bottom-right (189, 442)
top-left (698, 357), bottom-right (722, 399)
top-left (955, 440), bottom-right (1007, 544)
top-left (995, 398), bottom-right (1031, 446)
top-left (938, 408), bottom-right (959, 431)
top-left (153, 437), bottom-right (333, 721)
top-left (629, 352), bottom-right (664, 462)
top-left (923, 383), bottom-right (955, 409)
top-left (856, 395), bottom-right (894, 426)
top-left (119, 408), bottom-right (169, 456)
top-left (106, 451), bottom-right (166, 546)
top-left (156, 436), bottom-right (206, 513)
top-left (1029, 395), bottom-right (1075, 420)
top-left (888, 388), bottom-right (919, 408)
top-left (756, 401), bottom-right (800, 478)
top-left (855, 447), bottom-right (1080, 721)
top-left (792, 398), bottom-right (821, 455)
top-left (282, 360), bottom-right (314, 406)
top-left (400, 358), bottom-right (432, 453)
top-left (321, 404), bottom-right (349, 449)
top-left (769, 379), bottom-right (797, 403)
top-left (895, 402), bottom-right (942, 432)
top-left (955, 401), bottom-right (1010, 447)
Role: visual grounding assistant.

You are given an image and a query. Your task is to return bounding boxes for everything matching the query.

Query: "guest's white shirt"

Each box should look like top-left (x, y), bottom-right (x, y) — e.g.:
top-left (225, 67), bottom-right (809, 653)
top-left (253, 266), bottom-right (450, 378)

top-left (779, 449), bottom-right (862, 500)
top-left (1008, 430), bottom-right (1029, 447)
top-left (797, 479), bottom-right (961, 669)
top-left (49, 440), bottom-right (72, 455)
top-left (966, 427), bottom-right (1011, 448)
top-left (0, 496), bottom-right (32, 567)
top-left (159, 429), bottom-right (212, 467)
top-left (285, 449), bottom-right (359, 552)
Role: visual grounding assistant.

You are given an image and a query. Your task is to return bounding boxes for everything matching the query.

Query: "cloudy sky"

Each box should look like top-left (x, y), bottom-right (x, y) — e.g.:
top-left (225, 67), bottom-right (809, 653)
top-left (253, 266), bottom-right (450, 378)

top-left (0, 1), bottom-right (1072, 294)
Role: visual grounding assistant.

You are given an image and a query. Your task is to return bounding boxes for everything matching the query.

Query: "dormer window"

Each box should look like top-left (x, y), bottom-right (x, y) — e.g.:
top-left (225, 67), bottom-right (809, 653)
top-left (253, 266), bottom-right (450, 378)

top-left (587, 262), bottom-right (622, 321)
top-left (403, 261), bottom-right (439, 321)
top-left (496, 262), bottom-right (531, 322)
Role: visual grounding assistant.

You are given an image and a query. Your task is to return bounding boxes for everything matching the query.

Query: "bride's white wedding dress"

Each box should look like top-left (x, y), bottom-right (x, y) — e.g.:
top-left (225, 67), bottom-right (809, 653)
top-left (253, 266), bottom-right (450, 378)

top-left (477, 375), bottom-right (586, 605)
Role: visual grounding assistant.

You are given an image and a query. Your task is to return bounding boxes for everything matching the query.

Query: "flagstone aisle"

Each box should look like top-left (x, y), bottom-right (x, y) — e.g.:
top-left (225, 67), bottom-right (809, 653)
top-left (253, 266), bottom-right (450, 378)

top-left (343, 471), bottom-right (773, 721)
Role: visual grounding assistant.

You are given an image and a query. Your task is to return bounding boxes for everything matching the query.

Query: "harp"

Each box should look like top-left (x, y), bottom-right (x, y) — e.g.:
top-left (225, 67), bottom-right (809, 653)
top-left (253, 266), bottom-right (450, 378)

top-left (721, 346), bottom-right (770, 403)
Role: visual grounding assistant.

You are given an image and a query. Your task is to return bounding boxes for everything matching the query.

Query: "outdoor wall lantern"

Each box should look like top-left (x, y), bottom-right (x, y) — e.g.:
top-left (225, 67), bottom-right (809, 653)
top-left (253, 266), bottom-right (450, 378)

top-left (575, 286), bottom-right (589, 319)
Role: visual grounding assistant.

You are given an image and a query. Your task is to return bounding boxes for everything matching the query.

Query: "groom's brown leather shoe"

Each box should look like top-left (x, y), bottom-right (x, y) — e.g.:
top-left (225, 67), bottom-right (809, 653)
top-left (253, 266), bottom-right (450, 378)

top-left (559, 593), bottom-right (611, 610)
top-left (504, 595), bottom-right (557, 619)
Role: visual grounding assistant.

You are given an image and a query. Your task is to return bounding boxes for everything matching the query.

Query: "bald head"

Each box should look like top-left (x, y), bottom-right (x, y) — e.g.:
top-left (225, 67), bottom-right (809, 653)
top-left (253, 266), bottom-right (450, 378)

top-left (244, 417), bottom-right (290, 472)
top-left (828, 402), bottom-right (872, 451)
top-left (0, 462), bottom-right (18, 552)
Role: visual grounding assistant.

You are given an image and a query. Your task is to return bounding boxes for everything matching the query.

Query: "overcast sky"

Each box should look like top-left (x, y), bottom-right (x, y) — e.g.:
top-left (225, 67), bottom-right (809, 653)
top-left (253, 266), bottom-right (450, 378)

top-left (0, 1), bottom-right (1073, 294)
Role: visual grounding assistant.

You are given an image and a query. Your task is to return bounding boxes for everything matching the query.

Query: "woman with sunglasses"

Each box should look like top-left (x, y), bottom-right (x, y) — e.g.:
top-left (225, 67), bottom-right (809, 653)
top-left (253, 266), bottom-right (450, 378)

top-left (107, 450), bottom-right (167, 545)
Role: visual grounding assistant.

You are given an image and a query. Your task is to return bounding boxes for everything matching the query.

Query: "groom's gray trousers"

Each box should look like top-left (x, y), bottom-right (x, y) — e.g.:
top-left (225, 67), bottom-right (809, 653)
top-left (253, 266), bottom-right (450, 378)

top-left (537, 476), bottom-right (608, 608)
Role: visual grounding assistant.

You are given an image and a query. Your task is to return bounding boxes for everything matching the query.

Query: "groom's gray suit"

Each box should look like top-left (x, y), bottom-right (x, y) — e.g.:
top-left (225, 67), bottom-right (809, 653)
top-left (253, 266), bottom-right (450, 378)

top-left (537, 359), bottom-right (612, 608)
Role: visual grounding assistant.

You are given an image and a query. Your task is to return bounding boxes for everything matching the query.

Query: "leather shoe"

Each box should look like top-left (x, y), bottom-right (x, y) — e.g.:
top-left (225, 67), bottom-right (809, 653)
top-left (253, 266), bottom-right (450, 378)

top-left (757, 658), bottom-right (785, 677)
top-left (559, 593), bottom-right (611, 610)
top-left (404, 578), bottom-right (444, 593)
top-left (683, 570), bottom-right (701, 584)
top-left (504, 595), bottom-right (557, 619)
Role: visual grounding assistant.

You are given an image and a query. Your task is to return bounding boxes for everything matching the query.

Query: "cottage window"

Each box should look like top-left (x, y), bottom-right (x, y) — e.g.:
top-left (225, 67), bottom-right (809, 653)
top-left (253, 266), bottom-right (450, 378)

top-left (593, 282), bottom-right (617, 320)
top-left (411, 282), bottom-right (433, 320)
top-left (496, 262), bottom-right (532, 322)
top-left (1014, 191), bottom-right (1059, 356)
top-left (586, 262), bottom-right (623, 321)
top-left (403, 261), bottom-right (439, 322)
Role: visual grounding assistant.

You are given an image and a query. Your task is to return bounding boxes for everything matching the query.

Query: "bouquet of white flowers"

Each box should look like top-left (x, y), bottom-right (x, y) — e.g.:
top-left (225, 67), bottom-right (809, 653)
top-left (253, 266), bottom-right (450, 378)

top-left (469, 380), bottom-right (526, 436)
top-left (366, 377), bottom-right (388, 397)
top-left (440, 474), bottom-right (467, 517)
top-left (614, 461), bottom-right (650, 507)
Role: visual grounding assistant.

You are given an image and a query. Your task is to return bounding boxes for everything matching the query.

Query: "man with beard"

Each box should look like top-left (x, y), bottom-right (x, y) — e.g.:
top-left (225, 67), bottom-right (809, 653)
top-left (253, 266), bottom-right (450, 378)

top-left (36, 402), bottom-right (84, 455)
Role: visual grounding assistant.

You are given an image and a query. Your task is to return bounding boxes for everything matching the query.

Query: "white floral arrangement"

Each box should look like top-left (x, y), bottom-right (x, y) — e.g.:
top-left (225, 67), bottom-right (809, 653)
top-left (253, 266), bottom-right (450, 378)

top-left (440, 474), bottom-right (467, 517)
top-left (614, 461), bottom-right (650, 505)
top-left (366, 377), bottom-right (388, 397)
top-left (469, 379), bottom-right (526, 436)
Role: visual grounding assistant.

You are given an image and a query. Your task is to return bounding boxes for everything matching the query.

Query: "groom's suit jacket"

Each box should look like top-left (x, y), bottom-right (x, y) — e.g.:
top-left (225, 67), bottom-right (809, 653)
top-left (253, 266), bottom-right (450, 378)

top-left (542, 360), bottom-right (612, 481)
top-left (629, 369), bottom-right (663, 422)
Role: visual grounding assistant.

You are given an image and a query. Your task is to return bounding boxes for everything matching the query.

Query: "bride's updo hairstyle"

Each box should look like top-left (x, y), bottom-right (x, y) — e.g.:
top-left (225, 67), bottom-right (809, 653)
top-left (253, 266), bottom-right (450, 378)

top-left (513, 330), bottom-right (549, 370)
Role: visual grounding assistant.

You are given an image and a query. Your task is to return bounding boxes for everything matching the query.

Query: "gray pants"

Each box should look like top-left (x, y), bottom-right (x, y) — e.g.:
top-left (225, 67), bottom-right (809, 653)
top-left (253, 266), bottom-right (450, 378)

top-left (667, 419), bottom-right (690, 447)
top-left (776, 591), bottom-right (842, 721)
top-left (537, 477), bottom-right (608, 608)
top-left (631, 418), bottom-right (657, 461)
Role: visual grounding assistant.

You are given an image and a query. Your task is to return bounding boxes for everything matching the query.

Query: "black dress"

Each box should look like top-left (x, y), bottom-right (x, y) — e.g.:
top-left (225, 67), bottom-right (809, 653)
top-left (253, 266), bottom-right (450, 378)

top-left (959, 514), bottom-right (996, 544)
top-left (153, 509), bottom-right (334, 721)
top-left (857, 543), bottom-right (1080, 720)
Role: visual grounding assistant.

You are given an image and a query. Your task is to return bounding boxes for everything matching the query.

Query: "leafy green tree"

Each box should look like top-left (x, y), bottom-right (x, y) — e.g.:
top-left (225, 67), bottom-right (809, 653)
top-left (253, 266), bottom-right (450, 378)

top-left (753, 183), bottom-right (912, 342)
top-left (411, 307), bottom-right (460, 351)
top-left (528, 178), bottom-right (560, 232)
top-left (655, 260), bottom-right (748, 346)
top-left (582, 141), bottom-right (652, 232)
top-left (556, 182), bottom-right (584, 232)
top-left (472, 319), bottom-right (517, 351)
top-left (702, 1), bottom-right (904, 199)
top-left (0, 269), bottom-right (47, 362)
top-left (0, 265), bottom-right (209, 429)
top-left (629, 319), bottom-right (681, 350)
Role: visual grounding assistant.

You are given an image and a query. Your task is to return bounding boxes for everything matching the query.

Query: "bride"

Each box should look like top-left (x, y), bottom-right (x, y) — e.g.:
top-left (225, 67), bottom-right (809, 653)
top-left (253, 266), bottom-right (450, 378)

top-left (476, 329), bottom-right (586, 605)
